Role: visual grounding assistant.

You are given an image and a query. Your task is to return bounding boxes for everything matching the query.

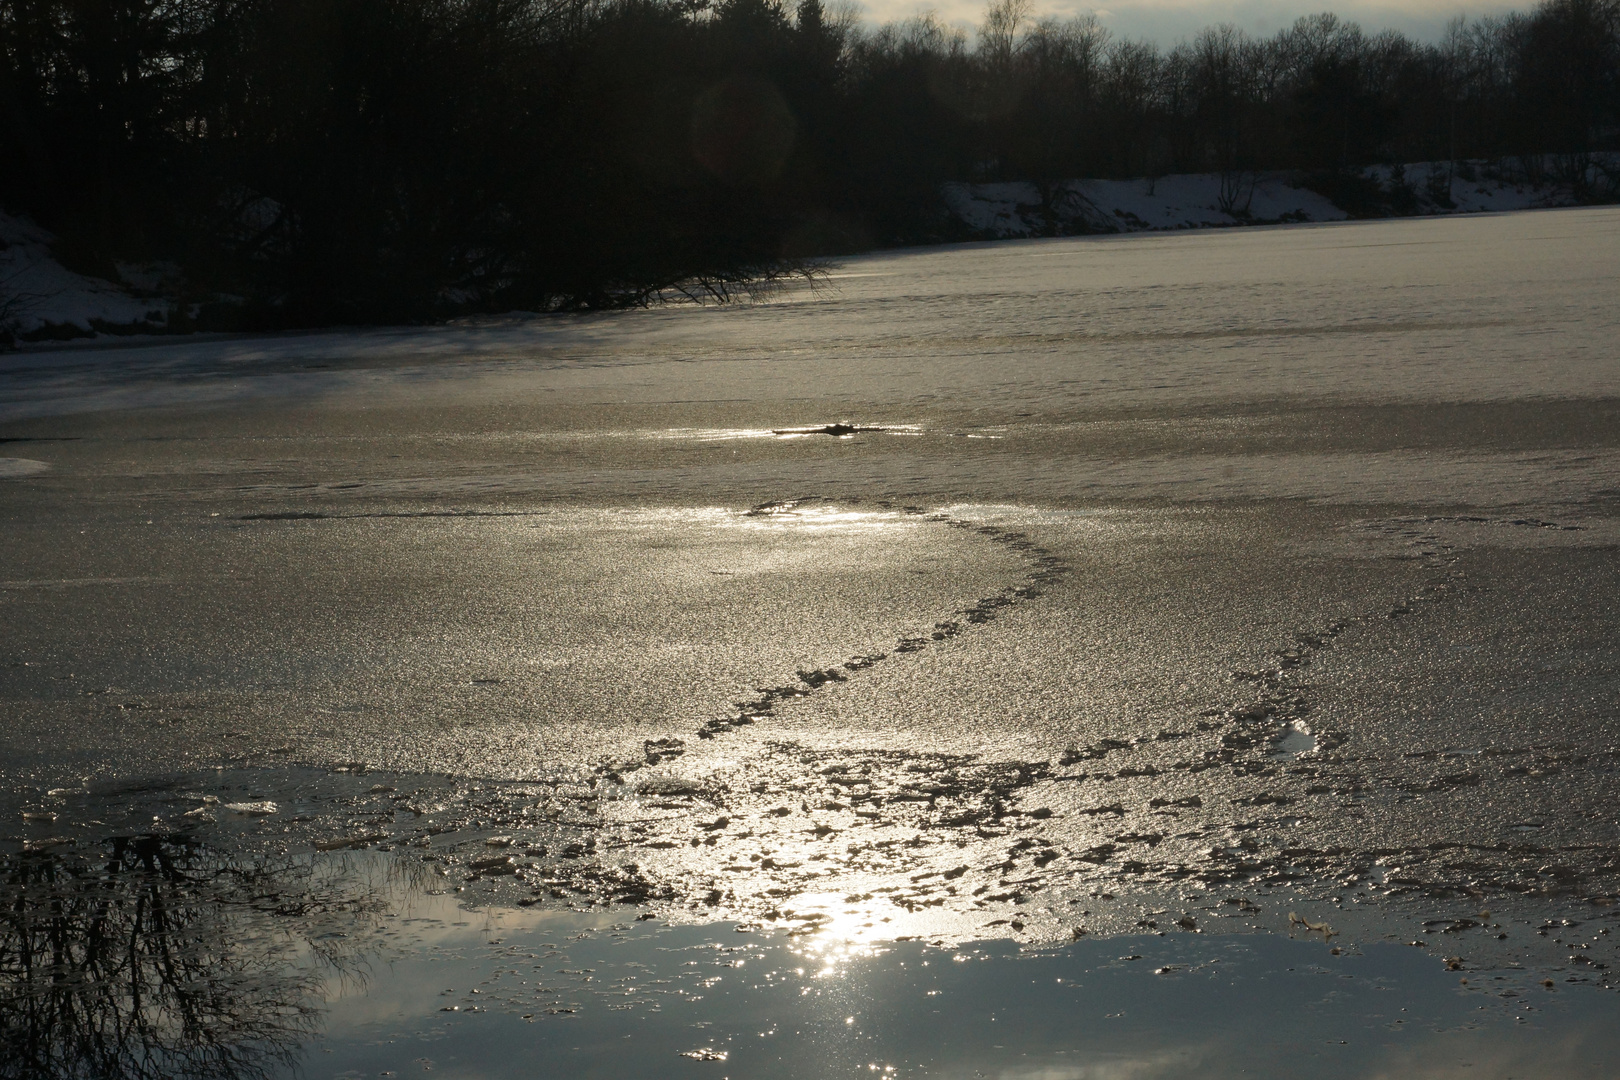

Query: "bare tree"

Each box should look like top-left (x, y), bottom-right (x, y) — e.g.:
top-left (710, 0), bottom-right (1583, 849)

top-left (979, 0), bottom-right (1033, 71)
top-left (1184, 24), bottom-right (1262, 215)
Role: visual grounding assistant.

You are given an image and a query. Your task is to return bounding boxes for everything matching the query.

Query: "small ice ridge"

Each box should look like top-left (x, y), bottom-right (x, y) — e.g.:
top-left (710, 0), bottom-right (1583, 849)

top-left (651, 424), bottom-right (918, 441)
top-left (770, 423), bottom-right (898, 438)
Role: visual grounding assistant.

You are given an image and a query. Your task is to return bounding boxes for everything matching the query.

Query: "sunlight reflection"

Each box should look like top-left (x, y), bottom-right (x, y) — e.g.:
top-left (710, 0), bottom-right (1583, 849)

top-left (596, 505), bottom-right (910, 532)
top-left (774, 890), bottom-right (915, 980)
top-left (722, 505), bottom-right (911, 532)
top-left (653, 427), bottom-right (780, 441)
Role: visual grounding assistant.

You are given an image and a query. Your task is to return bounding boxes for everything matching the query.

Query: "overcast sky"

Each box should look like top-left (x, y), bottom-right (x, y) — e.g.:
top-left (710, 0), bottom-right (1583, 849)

top-left (854, 0), bottom-right (1525, 44)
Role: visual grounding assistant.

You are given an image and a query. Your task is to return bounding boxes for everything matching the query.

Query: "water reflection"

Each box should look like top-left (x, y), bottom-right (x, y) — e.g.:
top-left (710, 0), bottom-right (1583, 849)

top-left (0, 837), bottom-right (407, 1080)
top-left (3, 839), bottom-right (1617, 1080)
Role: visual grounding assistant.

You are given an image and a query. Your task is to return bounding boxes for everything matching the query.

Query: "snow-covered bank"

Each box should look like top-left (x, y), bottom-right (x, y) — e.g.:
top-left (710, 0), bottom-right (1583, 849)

top-left (943, 157), bottom-right (1619, 239)
top-left (945, 172), bottom-right (1346, 235)
top-left (0, 214), bottom-right (172, 347)
top-left (4, 156), bottom-right (1617, 349)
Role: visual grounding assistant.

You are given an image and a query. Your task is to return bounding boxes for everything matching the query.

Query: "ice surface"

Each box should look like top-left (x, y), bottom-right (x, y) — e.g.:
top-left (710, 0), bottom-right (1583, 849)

top-left (7, 207), bottom-right (1617, 453)
top-left (4, 208), bottom-right (1620, 1076)
top-left (3, 206), bottom-right (1619, 974)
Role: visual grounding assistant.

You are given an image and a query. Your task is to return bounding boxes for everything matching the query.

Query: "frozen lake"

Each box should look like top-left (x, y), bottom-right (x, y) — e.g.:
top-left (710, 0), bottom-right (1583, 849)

top-left (3, 208), bottom-right (1619, 1077)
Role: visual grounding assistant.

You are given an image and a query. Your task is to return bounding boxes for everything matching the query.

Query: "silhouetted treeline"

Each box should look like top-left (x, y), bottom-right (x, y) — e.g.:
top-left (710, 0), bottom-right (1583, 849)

top-left (1, 0), bottom-right (1617, 326)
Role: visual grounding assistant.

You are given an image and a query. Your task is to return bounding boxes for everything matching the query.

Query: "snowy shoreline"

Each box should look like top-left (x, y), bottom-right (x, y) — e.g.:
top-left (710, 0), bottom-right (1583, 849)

top-left (0, 213), bottom-right (174, 348)
top-left (3, 156), bottom-right (1615, 350)
top-left (943, 157), bottom-right (1618, 239)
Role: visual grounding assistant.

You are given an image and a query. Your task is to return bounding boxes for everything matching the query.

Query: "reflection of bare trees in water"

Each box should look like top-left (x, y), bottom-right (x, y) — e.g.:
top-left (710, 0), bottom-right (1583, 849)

top-left (0, 836), bottom-right (407, 1080)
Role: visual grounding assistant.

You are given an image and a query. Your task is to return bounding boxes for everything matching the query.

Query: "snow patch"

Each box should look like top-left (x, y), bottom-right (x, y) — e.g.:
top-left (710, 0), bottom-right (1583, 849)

top-left (943, 171), bottom-right (1347, 237)
top-left (944, 157), bottom-right (1617, 239)
top-left (1362, 159), bottom-right (1608, 215)
top-left (0, 211), bottom-right (169, 345)
top-left (0, 458), bottom-right (51, 479)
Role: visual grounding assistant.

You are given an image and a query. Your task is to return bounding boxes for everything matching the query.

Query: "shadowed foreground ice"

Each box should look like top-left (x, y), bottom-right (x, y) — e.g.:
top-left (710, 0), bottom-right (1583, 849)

top-left (2, 208), bottom-right (1618, 1077)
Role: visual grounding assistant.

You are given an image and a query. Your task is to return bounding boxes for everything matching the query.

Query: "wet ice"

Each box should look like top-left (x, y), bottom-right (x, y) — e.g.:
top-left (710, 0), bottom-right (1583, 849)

top-left (4, 209), bottom-right (1620, 1076)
